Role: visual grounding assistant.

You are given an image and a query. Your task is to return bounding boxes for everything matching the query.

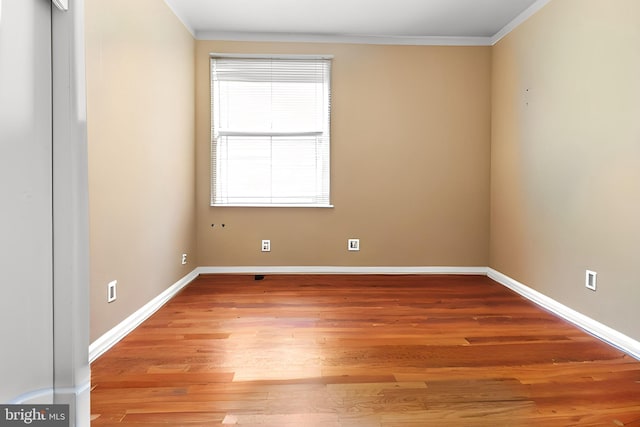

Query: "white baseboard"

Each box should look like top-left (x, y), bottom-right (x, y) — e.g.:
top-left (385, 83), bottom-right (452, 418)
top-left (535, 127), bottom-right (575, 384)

top-left (8, 388), bottom-right (54, 404)
top-left (196, 266), bottom-right (489, 275)
top-left (10, 381), bottom-right (91, 427)
top-left (487, 268), bottom-right (640, 360)
top-left (89, 266), bottom-right (640, 364)
top-left (89, 269), bottom-right (199, 363)
top-left (54, 380), bottom-right (91, 427)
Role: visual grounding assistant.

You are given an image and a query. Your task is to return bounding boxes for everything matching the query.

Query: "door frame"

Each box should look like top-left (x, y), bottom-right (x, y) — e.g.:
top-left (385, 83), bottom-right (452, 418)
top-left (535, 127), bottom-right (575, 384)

top-left (51, 0), bottom-right (90, 425)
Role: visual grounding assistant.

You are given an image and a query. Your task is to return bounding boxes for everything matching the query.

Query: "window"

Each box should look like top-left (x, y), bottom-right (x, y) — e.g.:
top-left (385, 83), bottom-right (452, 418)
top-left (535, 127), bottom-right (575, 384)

top-left (210, 55), bottom-right (332, 207)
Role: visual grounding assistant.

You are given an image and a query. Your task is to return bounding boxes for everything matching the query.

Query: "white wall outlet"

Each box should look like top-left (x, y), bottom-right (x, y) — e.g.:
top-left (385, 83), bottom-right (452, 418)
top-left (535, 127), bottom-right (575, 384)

top-left (262, 240), bottom-right (271, 252)
top-left (348, 238), bottom-right (360, 251)
top-left (107, 280), bottom-right (117, 303)
top-left (585, 270), bottom-right (597, 291)
top-left (181, 253), bottom-right (187, 265)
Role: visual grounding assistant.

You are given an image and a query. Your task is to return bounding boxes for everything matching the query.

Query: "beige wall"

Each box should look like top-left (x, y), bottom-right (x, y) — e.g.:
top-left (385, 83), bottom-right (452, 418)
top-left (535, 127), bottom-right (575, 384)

top-left (196, 41), bottom-right (492, 267)
top-left (86, 0), bottom-right (196, 341)
top-left (491, 0), bottom-right (640, 340)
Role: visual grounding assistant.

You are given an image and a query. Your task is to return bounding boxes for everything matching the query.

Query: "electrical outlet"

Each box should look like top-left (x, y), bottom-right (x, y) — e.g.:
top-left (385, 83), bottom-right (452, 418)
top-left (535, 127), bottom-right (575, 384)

top-left (107, 280), bottom-right (117, 303)
top-left (262, 240), bottom-right (271, 252)
top-left (585, 270), bottom-right (597, 291)
top-left (181, 253), bottom-right (187, 265)
top-left (348, 238), bottom-right (360, 251)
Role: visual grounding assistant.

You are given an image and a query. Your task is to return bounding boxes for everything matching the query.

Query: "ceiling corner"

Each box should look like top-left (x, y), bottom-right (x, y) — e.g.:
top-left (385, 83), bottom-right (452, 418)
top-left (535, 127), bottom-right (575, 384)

top-left (490, 0), bottom-right (552, 45)
top-left (163, 0), bottom-right (197, 38)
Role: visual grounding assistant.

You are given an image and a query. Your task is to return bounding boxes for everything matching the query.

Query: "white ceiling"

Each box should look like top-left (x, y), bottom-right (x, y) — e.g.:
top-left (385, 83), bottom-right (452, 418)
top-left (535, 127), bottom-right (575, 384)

top-left (164, 0), bottom-right (550, 45)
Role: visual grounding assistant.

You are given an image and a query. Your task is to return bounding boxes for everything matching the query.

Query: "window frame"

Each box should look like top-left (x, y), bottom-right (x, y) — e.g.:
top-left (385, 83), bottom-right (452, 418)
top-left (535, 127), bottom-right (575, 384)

top-left (210, 53), bottom-right (333, 208)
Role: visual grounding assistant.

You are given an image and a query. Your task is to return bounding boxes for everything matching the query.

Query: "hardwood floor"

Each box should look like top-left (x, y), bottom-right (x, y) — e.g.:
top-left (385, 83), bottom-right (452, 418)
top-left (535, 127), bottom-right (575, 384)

top-left (91, 274), bottom-right (640, 426)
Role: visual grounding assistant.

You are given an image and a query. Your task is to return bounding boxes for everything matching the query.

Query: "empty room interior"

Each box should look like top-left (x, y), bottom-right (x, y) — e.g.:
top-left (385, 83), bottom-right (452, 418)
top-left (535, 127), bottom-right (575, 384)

top-left (3, 0), bottom-right (640, 425)
top-left (84, 0), bottom-right (640, 424)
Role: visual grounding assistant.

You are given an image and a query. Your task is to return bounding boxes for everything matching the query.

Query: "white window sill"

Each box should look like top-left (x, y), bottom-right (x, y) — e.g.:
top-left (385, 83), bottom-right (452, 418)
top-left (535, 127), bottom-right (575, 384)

top-left (211, 204), bottom-right (334, 208)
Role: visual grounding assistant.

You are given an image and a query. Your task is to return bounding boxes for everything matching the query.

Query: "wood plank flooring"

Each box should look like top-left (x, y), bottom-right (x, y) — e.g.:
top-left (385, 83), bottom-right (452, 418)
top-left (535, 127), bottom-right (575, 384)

top-left (91, 274), bottom-right (640, 426)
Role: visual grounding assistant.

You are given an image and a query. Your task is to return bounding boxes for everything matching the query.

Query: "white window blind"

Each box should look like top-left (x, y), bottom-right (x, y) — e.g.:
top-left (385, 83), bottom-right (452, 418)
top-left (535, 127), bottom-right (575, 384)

top-left (211, 56), bottom-right (332, 207)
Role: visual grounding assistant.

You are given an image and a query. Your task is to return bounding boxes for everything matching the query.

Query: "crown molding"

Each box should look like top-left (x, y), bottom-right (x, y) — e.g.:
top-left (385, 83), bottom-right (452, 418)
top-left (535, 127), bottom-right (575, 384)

top-left (165, 0), bottom-right (552, 46)
top-left (196, 31), bottom-right (493, 46)
top-left (491, 0), bottom-right (552, 45)
top-left (163, 0), bottom-right (196, 38)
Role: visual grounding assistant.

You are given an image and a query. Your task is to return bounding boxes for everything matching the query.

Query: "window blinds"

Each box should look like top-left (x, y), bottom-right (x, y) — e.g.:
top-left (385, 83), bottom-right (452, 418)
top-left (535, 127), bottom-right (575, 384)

top-left (211, 56), bottom-right (331, 206)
